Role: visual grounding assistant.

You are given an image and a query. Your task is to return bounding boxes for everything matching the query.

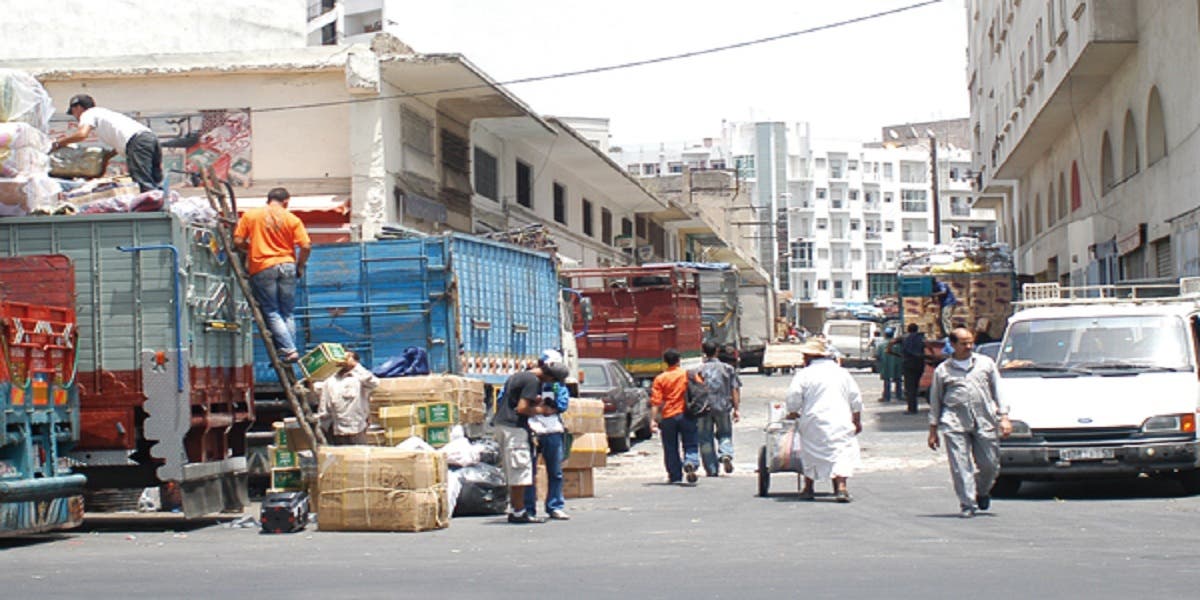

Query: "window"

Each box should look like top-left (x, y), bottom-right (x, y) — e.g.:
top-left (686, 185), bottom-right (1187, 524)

top-left (601, 208), bottom-right (613, 245)
top-left (710, 159), bottom-right (726, 170)
top-left (668, 162), bottom-right (684, 174)
top-left (1070, 162), bottom-right (1081, 211)
top-left (1100, 131), bottom-right (1115, 192)
top-left (1147, 86), bottom-right (1167, 166)
top-left (818, 280), bottom-right (829, 291)
top-left (473, 147), bottom-right (498, 201)
top-left (516, 160), bottom-right (533, 208)
top-left (885, 221), bottom-right (895, 233)
top-left (1122, 110), bottom-right (1139, 180)
top-left (643, 163), bottom-right (661, 176)
top-left (816, 218), bottom-right (828, 230)
top-left (852, 280), bottom-right (862, 291)
top-left (882, 163), bottom-right (894, 181)
top-left (831, 188), bottom-right (844, 209)
top-left (791, 241), bottom-right (814, 268)
top-left (849, 189), bottom-right (859, 201)
top-left (553, 182), bottom-right (567, 224)
top-left (951, 196), bottom-right (971, 217)
top-left (1058, 172), bottom-right (1067, 219)
top-left (900, 161), bottom-right (927, 183)
top-left (816, 188), bottom-right (827, 200)
top-left (833, 280), bottom-right (844, 299)
top-left (884, 191), bottom-right (894, 203)
top-left (622, 217), bottom-right (633, 238)
top-left (851, 248), bottom-right (862, 261)
top-left (1033, 194), bottom-right (1042, 235)
top-left (901, 189), bottom-right (928, 212)
top-left (1047, 183), bottom-right (1057, 225)
top-left (581, 198), bottom-right (594, 236)
top-left (829, 159), bottom-right (844, 179)
top-left (848, 160), bottom-right (859, 171)
top-left (815, 157), bottom-right (826, 170)
top-left (850, 219), bottom-right (861, 231)
top-left (401, 106), bottom-right (434, 173)
top-left (626, 164), bottom-right (641, 176)
top-left (735, 156), bottom-right (755, 179)
top-left (818, 248), bottom-right (829, 260)
top-left (636, 215), bottom-right (646, 239)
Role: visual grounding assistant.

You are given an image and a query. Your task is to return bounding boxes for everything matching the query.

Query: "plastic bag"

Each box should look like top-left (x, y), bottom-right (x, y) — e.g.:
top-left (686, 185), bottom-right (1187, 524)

top-left (0, 70), bottom-right (55, 132)
top-left (440, 435), bottom-right (479, 467)
top-left (472, 438), bottom-right (501, 466)
top-left (769, 421), bottom-right (804, 473)
top-left (396, 435), bottom-right (436, 452)
top-left (451, 463), bottom-right (508, 517)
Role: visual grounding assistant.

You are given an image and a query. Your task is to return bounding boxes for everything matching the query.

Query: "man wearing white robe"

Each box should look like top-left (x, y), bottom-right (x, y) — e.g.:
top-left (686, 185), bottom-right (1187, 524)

top-left (785, 338), bottom-right (863, 502)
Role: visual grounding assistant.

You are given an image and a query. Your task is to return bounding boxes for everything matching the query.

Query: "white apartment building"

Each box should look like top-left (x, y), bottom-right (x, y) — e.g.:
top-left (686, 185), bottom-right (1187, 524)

top-left (968, 0), bottom-right (1200, 282)
top-left (614, 121), bottom-right (995, 310)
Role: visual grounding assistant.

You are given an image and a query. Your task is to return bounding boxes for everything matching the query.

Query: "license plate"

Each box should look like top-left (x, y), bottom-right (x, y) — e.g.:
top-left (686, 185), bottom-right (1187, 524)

top-left (1060, 447), bottom-right (1115, 461)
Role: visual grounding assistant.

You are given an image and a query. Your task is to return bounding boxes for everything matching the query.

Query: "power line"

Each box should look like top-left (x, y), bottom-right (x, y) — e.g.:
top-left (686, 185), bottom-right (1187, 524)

top-left (254, 0), bottom-right (945, 115)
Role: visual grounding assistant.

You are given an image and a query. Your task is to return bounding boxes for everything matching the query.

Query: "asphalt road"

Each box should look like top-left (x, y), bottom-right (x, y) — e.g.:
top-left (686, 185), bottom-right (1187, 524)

top-left (5, 370), bottom-right (1200, 599)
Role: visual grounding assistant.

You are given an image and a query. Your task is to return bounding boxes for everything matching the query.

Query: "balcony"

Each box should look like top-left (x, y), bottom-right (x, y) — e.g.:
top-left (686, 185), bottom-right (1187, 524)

top-left (902, 231), bottom-right (930, 243)
top-left (864, 231), bottom-right (882, 241)
top-left (988, 0), bottom-right (1138, 184)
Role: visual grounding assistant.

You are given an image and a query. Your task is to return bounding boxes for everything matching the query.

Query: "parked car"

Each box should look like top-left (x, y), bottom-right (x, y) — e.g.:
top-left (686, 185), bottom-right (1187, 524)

top-left (976, 341), bottom-right (1001, 360)
top-left (578, 358), bottom-right (652, 452)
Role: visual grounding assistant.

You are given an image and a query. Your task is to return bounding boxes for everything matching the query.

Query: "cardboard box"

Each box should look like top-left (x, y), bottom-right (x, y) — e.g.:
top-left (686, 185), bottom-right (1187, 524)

top-left (562, 399), bottom-right (605, 434)
top-left (379, 405), bottom-right (420, 429)
top-left (273, 418), bottom-right (314, 452)
top-left (370, 375), bottom-right (486, 425)
top-left (300, 343), bottom-right (347, 382)
top-left (419, 402), bottom-right (457, 425)
top-left (536, 465), bottom-right (595, 500)
top-left (563, 432), bottom-right (608, 469)
top-left (269, 445), bottom-right (297, 468)
top-left (271, 467), bottom-right (304, 491)
top-left (366, 428), bottom-right (388, 447)
top-left (423, 424), bottom-right (452, 447)
top-left (384, 424), bottom-right (426, 446)
top-left (316, 446), bottom-right (449, 532)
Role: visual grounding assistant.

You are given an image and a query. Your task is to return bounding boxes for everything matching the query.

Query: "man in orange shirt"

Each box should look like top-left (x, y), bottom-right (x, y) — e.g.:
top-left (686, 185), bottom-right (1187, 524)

top-left (649, 349), bottom-right (701, 484)
top-left (234, 187), bottom-right (311, 362)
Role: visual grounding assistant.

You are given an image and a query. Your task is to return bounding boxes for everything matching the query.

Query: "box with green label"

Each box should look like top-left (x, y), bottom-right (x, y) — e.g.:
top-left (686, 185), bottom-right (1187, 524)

top-left (418, 402), bottom-right (458, 425)
top-left (269, 445), bottom-right (298, 468)
top-left (271, 467), bottom-right (303, 491)
top-left (300, 342), bottom-right (347, 382)
top-left (423, 425), bottom-right (452, 447)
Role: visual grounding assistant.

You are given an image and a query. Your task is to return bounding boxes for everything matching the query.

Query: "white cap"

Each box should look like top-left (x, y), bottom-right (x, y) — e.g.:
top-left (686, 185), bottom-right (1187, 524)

top-left (540, 349), bottom-right (564, 366)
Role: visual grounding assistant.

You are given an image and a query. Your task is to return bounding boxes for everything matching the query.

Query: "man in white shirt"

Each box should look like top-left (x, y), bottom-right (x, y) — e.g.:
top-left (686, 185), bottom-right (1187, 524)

top-left (316, 351), bottom-right (380, 445)
top-left (53, 94), bottom-right (163, 192)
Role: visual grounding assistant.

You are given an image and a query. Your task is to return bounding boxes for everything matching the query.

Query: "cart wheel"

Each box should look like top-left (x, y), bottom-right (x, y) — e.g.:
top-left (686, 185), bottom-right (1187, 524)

top-left (757, 446), bottom-right (770, 497)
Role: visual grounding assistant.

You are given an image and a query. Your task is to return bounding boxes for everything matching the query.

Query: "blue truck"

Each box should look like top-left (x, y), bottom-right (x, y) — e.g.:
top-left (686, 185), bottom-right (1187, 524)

top-left (0, 256), bottom-right (85, 536)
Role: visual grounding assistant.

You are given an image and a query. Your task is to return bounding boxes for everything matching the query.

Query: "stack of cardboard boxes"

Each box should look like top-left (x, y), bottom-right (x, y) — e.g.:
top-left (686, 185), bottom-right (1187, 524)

top-left (268, 418), bottom-right (316, 497)
top-left (368, 375), bottom-right (487, 446)
top-left (537, 398), bottom-right (607, 500)
top-left (316, 445), bottom-right (450, 532)
top-left (902, 273), bottom-right (1012, 340)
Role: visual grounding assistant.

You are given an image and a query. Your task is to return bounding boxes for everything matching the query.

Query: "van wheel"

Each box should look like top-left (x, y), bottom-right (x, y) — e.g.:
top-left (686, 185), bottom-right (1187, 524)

top-left (990, 476), bottom-right (1022, 497)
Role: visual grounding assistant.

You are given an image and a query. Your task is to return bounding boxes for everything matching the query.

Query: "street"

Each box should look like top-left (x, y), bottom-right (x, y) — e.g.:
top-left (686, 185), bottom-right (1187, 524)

top-left (5, 370), bottom-right (1200, 600)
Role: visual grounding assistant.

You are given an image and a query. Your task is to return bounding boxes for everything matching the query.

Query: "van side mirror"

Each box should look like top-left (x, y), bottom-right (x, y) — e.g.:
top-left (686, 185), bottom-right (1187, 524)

top-left (580, 297), bottom-right (594, 323)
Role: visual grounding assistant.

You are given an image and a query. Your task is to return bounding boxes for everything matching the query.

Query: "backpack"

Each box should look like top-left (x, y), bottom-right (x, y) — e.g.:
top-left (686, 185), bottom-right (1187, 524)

top-left (685, 361), bottom-right (725, 418)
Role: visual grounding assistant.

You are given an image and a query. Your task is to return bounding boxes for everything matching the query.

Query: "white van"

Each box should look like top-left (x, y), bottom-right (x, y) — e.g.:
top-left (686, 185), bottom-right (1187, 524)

top-left (822, 319), bottom-right (879, 369)
top-left (993, 279), bottom-right (1200, 495)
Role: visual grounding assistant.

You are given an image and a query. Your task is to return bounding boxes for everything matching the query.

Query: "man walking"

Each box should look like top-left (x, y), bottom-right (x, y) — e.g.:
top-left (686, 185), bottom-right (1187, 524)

top-left (234, 187), bottom-right (311, 363)
top-left (928, 327), bottom-right (1012, 518)
top-left (315, 351), bottom-right (379, 445)
top-left (494, 360), bottom-right (570, 524)
top-left (785, 338), bottom-right (863, 502)
top-left (900, 323), bottom-right (927, 414)
top-left (649, 349), bottom-right (701, 485)
top-left (695, 342), bottom-right (741, 477)
top-left (53, 94), bottom-right (163, 192)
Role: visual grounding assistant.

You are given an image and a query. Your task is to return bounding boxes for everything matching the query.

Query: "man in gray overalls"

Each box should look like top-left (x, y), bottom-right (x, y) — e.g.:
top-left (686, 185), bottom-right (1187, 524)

top-left (927, 327), bottom-right (1012, 518)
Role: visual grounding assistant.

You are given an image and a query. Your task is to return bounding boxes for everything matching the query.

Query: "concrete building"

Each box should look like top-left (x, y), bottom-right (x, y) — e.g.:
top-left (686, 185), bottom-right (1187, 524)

top-left (967, 0), bottom-right (1200, 282)
top-left (613, 120), bottom-right (996, 322)
top-left (3, 2), bottom-right (668, 268)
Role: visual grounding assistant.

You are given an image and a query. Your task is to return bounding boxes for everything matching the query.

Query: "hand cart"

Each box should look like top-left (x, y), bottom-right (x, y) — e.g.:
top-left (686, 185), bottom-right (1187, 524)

top-left (756, 400), bottom-right (805, 497)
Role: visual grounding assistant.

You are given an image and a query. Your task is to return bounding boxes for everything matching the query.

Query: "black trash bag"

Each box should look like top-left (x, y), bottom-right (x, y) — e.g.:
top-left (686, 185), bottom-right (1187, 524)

top-left (473, 438), bottom-right (501, 466)
top-left (452, 463), bottom-right (508, 517)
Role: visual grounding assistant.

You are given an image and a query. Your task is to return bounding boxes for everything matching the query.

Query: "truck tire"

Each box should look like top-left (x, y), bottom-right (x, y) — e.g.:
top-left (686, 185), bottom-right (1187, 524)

top-left (990, 475), bottom-right (1022, 497)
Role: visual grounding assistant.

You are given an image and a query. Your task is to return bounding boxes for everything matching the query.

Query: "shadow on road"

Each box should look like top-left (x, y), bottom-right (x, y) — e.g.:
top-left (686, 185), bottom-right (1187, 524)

top-left (870, 406), bottom-right (933, 432)
top-left (78, 514), bottom-right (238, 533)
top-left (0, 533), bottom-right (73, 550)
top-left (1004, 477), bottom-right (1190, 501)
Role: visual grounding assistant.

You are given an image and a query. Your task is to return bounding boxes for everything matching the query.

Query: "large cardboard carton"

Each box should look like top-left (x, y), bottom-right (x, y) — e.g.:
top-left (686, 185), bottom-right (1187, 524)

top-left (273, 418), bottom-right (314, 452)
top-left (300, 343), bottom-right (347, 382)
top-left (562, 398), bottom-right (605, 434)
top-left (316, 446), bottom-right (449, 532)
top-left (536, 464), bottom-right (595, 500)
top-left (562, 432), bottom-right (608, 469)
top-left (371, 375), bottom-right (486, 424)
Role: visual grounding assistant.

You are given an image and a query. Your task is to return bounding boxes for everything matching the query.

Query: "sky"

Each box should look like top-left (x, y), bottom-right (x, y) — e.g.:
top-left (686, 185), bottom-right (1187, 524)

top-left (391, 0), bottom-right (970, 147)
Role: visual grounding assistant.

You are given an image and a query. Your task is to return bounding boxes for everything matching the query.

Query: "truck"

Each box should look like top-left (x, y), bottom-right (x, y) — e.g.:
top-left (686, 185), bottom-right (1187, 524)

top-left (0, 256), bottom-right (86, 535)
top-left (821, 319), bottom-right (880, 369)
top-left (0, 213), bottom-right (254, 516)
top-left (736, 283), bottom-right (774, 371)
top-left (991, 278), bottom-right (1200, 496)
top-left (563, 265), bottom-right (703, 382)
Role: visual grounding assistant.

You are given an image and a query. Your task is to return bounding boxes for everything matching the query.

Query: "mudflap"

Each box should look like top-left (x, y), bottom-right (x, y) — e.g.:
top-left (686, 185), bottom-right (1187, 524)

top-left (179, 457), bottom-right (248, 518)
top-left (0, 495), bottom-right (84, 537)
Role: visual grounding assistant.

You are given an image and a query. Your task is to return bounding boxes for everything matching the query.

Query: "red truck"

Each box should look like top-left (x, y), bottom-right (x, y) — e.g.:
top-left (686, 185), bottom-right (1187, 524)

top-left (563, 265), bottom-right (703, 382)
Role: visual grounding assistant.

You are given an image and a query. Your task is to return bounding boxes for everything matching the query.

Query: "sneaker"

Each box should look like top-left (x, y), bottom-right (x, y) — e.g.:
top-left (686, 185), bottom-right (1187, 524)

top-left (507, 511), bottom-right (544, 524)
top-left (548, 510), bottom-right (571, 521)
top-left (959, 507), bottom-right (976, 519)
top-left (976, 494), bottom-right (991, 511)
top-left (684, 463), bottom-right (698, 484)
top-left (721, 455), bottom-right (734, 474)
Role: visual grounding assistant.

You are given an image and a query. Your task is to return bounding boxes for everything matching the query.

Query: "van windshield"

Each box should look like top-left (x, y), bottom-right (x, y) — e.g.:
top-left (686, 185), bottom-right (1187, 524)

top-left (998, 315), bottom-right (1193, 374)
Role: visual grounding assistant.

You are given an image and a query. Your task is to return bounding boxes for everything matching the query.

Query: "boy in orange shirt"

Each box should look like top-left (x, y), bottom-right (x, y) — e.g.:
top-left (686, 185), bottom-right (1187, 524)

top-left (650, 349), bottom-right (701, 484)
top-left (234, 187), bottom-right (311, 362)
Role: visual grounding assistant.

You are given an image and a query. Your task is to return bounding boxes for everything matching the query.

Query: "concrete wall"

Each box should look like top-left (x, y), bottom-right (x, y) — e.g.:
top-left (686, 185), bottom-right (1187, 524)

top-left (0, 0), bottom-right (307, 60)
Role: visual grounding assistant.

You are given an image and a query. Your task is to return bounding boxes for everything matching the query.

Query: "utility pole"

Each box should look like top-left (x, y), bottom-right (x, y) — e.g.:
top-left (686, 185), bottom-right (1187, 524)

top-left (929, 134), bottom-right (942, 244)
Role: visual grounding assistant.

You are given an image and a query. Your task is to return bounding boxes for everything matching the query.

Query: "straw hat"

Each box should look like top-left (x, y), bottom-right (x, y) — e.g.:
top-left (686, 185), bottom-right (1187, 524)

top-left (798, 338), bottom-right (831, 357)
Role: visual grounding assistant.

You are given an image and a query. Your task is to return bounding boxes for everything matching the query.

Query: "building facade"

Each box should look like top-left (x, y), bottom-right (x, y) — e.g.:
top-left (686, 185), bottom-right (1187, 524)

top-left (967, 0), bottom-right (1200, 282)
top-left (613, 120), bottom-right (996, 314)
